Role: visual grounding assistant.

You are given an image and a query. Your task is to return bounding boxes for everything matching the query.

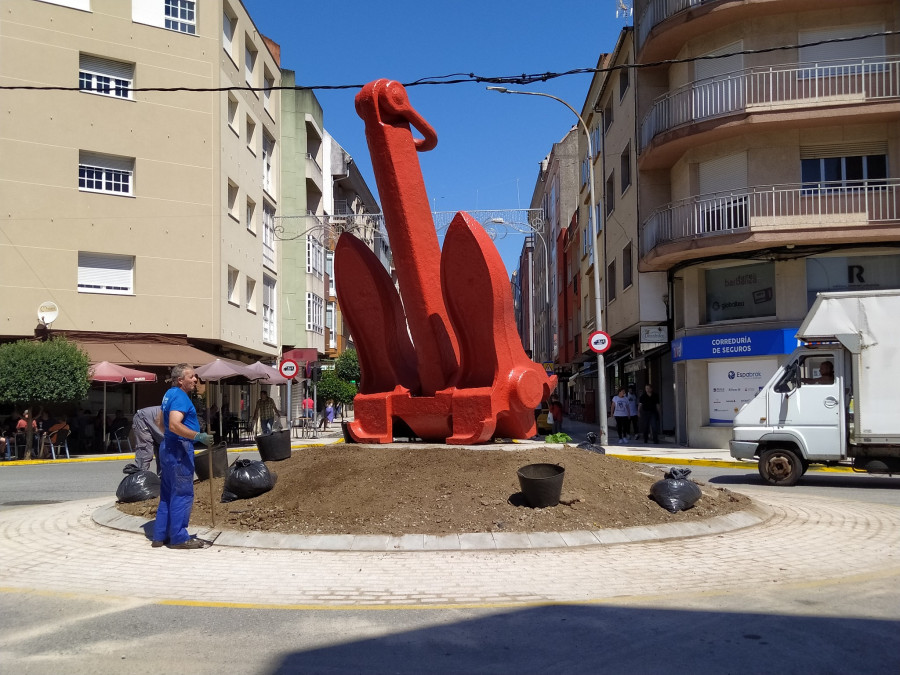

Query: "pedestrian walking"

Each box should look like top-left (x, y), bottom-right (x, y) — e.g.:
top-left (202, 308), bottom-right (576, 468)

top-left (319, 399), bottom-right (335, 431)
top-left (639, 384), bottom-right (661, 444)
top-left (548, 397), bottom-right (564, 434)
top-left (152, 364), bottom-right (212, 550)
top-left (626, 386), bottom-right (639, 442)
top-left (251, 390), bottom-right (280, 434)
top-left (131, 405), bottom-right (163, 474)
top-left (610, 387), bottom-right (631, 444)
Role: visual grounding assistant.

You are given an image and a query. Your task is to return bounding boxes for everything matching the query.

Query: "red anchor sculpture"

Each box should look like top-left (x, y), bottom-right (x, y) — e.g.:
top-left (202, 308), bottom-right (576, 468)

top-left (334, 79), bottom-right (557, 444)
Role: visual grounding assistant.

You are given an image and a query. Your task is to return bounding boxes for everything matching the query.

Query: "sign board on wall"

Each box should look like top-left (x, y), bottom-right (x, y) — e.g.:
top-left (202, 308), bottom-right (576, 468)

top-left (672, 328), bottom-right (799, 362)
top-left (640, 325), bottom-right (668, 343)
top-left (707, 358), bottom-right (778, 425)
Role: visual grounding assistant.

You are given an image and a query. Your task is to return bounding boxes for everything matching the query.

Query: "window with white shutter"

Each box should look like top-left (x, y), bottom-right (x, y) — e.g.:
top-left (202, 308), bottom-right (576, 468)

top-left (800, 25), bottom-right (885, 64)
top-left (78, 252), bottom-right (134, 295)
top-left (79, 151), bottom-right (134, 196)
top-left (79, 54), bottom-right (134, 100)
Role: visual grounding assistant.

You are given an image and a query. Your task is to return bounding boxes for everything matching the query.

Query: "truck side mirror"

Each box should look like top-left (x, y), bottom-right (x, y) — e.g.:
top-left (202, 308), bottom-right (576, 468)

top-left (773, 362), bottom-right (798, 394)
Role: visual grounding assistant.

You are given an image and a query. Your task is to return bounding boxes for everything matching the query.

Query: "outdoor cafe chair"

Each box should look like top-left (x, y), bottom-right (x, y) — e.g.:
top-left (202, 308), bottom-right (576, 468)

top-left (112, 426), bottom-right (132, 453)
top-left (46, 428), bottom-right (71, 460)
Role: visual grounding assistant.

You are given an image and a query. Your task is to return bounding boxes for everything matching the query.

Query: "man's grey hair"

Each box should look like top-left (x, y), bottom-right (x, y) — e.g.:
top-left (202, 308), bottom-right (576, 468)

top-left (170, 363), bottom-right (194, 382)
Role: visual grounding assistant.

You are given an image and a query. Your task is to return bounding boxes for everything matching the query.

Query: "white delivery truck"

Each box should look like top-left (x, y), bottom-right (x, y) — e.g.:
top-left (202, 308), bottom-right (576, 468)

top-left (730, 290), bottom-right (900, 485)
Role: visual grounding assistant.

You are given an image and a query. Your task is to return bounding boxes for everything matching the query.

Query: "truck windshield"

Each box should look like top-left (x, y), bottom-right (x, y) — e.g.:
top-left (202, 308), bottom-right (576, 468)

top-left (773, 361), bottom-right (799, 394)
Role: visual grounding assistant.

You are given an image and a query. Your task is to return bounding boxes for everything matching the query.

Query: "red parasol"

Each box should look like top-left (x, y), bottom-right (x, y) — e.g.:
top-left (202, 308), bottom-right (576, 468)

top-left (89, 361), bottom-right (158, 445)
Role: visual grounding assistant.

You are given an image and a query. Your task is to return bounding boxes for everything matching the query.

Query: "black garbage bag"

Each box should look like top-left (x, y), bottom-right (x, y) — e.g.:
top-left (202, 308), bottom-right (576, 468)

top-left (116, 463), bottom-right (161, 503)
top-left (649, 467), bottom-right (702, 513)
top-left (576, 431), bottom-right (605, 454)
top-left (221, 458), bottom-right (276, 503)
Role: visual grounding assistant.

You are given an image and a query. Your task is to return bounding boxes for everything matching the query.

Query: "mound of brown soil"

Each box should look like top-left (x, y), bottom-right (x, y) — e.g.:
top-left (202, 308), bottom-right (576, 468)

top-left (117, 445), bottom-right (750, 536)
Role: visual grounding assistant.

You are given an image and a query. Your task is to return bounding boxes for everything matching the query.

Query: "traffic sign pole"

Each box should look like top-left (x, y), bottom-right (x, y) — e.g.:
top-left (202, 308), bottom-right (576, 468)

top-left (279, 359), bottom-right (299, 431)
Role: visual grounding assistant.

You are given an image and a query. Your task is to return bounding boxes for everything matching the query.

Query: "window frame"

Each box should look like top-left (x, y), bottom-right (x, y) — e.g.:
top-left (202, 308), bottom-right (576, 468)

top-left (227, 181), bottom-right (239, 222)
top-left (607, 260), bottom-right (617, 302)
top-left (619, 67), bottom-right (629, 101)
top-left (245, 276), bottom-right (257, 313)
top-left (164, 0), bottom-right (196, 35)
top-left (620, 143), bottom-right (631, 194)
top-left (79, 54), bottom-right (134, 100)
top-left (305, 291), bottom-right (324, 335)
top-left (78, 251), bottom-right (134, 296)
top-left (262, 132), bottom-right (275, 195)
top-left (244, 35), bottom-right (258, 90)
top-left (605, 172), bottom-right (615, 216)
top-left (222, 5), bottom-right (238, 64)
top-left (262, 201), bottom-right (276, 270)
top-left (622, 243), bottom-right (633, 289)
top-left (78, 152), bottom-right (134, 197)
top-left (263, 275), bottom-right (277, 345)
top-left (227, 266), bottom-right (240, 306)
top-left (801, 154), bottom-right (888, 192)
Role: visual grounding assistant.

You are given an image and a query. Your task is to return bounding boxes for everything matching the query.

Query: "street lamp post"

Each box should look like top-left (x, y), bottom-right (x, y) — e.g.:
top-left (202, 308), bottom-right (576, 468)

top-left (487, 86), bottom-right (608, 444)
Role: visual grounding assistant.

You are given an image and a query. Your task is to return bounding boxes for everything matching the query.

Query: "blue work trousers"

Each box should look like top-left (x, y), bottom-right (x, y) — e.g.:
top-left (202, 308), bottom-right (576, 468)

top-left (153, 435), bottom-right (195, 545)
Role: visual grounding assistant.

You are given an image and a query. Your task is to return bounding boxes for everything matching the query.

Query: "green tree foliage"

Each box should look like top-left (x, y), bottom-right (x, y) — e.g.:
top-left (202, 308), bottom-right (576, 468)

top-left (315, 369), bottom-right (356, 406)
top-left (334, 348), bottom-right (360, 384)
top-left (0, 337), bottom-right (91, 458)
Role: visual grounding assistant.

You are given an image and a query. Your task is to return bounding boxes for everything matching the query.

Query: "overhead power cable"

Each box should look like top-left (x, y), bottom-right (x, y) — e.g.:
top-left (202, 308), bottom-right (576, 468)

top-left (0, 31), bottom-right (895, 93)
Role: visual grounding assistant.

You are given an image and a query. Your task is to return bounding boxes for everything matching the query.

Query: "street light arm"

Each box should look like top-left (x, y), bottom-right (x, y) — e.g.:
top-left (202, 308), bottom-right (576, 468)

top-left (487, 85), bottom-right (608, 445)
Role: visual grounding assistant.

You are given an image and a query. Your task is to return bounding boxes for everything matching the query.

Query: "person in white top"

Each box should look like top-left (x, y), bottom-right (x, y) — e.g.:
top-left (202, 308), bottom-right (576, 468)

top-left (609, 387), bottom-right (631, 445)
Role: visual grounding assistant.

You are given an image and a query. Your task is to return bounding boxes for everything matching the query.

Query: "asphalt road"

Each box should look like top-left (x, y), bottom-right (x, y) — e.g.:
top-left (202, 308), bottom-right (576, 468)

top-left (1, 457), bottom-right (898, 675)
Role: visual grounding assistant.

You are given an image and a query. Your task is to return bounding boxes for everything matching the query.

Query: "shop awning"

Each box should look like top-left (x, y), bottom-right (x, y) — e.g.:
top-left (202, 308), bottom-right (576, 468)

top-left (75, 341), bottom-right (218, 367)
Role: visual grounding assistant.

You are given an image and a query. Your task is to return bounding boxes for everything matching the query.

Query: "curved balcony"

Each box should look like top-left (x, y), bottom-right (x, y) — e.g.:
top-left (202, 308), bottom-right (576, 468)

top-left (637, 0), bottom-right (708, 52)
top-left (640, 57), bottom-right (900, 153)
top-left (641, 178), bottom-right (900, 258)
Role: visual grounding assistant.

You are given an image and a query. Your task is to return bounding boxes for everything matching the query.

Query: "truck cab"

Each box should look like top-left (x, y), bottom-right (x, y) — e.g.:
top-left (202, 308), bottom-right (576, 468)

top-left (731, 346), bottom-right (848, 484)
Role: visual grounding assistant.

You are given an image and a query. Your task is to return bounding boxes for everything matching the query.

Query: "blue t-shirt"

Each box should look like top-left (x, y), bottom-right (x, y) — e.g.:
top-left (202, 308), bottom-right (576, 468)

top-left (161, 387), bottom-right (199, 442)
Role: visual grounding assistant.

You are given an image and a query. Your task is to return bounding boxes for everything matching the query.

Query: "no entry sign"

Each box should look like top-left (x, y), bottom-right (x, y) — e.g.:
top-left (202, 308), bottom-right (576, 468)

top-left (588, 330), bottom-right (611, 354)
top-left (278, 359), bottom-right (299, 379)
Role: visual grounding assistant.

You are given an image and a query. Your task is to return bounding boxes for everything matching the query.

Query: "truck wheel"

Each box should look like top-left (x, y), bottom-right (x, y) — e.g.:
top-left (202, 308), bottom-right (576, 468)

top-left (758, 448), bottom-right (803, 486)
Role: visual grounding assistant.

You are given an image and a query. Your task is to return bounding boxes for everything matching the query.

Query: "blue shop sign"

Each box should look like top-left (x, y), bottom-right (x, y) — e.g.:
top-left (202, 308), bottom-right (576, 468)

top-left (671, 328), bottom-right (799, 362)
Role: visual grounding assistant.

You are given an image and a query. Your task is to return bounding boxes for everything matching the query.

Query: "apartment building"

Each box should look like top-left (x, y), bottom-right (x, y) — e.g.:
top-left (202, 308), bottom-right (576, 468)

top-left (634, 0), bottom-right (900, 447)
top-left (512, 239), bottom-right (535, 358)
top-left (1, 0), bottom-right (282, 413)
top-left (528, 129), bottom-right (582, 411)
top-left (581, 28), bottom-right (670, 427)
top-left (279, 70), bottom-right (324, 359)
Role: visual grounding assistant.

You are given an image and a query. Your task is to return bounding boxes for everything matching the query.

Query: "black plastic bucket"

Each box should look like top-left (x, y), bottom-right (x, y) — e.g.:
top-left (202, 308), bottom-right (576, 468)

top-left (194, 443), bottom-right (228, 481)
top-left (340, 421), bottom-right (352, 444)
top-left (256, 429), bottom-right (292, 462)
top-left (517, 463), bottom-right (565, 508)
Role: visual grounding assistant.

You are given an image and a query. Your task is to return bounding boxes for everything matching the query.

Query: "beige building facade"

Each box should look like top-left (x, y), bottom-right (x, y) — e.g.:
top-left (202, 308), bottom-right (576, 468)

top-left (1, 0), bottom-right (282, 378)
top-left (634, 0), bottom-right (900, 447)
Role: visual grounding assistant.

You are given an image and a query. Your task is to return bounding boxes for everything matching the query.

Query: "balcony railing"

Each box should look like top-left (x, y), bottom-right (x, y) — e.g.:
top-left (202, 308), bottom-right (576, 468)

top-left (636, 0), bottom-right (707, 51)
top-left (640, 57), bottom-right (900, 151)
top-left (641, 178), bottom-right (900, 257)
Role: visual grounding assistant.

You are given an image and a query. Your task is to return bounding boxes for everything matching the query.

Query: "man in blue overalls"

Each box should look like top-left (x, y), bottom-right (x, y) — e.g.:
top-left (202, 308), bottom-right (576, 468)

top-left (152, 363), bottom-right (212, 549)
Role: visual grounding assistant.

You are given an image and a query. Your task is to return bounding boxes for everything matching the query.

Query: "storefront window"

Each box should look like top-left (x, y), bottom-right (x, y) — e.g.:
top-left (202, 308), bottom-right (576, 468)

top-left (806, 255), bottom-right (900, 307)
top-left (705, 262), bottom-right (775, 323)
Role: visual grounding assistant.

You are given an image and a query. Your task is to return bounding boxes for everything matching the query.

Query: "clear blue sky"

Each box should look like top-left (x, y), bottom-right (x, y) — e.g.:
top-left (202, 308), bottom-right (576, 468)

top-left (243, 0), bottom-right (629, 273)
